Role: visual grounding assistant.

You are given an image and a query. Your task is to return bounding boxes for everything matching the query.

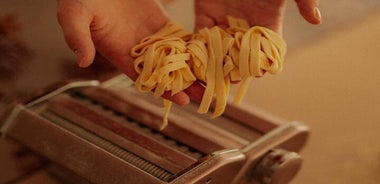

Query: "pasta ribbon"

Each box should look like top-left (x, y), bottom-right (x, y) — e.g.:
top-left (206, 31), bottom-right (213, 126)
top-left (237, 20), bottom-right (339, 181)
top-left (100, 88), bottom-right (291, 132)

top-left (130, 17), bottom-right (286, 129)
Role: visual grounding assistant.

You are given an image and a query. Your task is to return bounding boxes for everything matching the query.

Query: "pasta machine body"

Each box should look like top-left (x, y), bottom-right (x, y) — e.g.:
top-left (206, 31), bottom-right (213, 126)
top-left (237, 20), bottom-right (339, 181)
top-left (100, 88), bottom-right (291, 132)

top-left (1, 75), bottom-right (309, 184)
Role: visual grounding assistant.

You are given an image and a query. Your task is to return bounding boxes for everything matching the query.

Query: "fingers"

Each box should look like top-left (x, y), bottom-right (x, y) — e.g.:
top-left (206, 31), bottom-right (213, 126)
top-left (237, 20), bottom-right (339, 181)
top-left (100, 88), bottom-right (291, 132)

top-left (56, 0), bottom-right (96, 68)
top-left (295, 0), bottom-right (322, 24)
top-left (160, 82), bottom-right (205, 107)
top-left (194, 0), bottom-right (226, 31)
top-left (162, 91), bottom-right (190, 106)
top-left (184, 82), bottom-right (205, 103)
top-left (194, 14), bottom-right (216, 31)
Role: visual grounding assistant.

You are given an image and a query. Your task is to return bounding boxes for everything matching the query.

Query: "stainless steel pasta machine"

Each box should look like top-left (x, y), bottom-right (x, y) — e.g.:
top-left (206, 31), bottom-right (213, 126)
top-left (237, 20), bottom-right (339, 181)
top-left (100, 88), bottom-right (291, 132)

top-left (1, 74), bottom-right (309, 184)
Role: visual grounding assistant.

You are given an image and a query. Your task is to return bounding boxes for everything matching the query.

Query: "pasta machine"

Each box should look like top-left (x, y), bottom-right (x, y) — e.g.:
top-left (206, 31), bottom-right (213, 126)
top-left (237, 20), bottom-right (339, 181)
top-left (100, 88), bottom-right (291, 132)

top-left (1, 74), bottom-right (309, 184)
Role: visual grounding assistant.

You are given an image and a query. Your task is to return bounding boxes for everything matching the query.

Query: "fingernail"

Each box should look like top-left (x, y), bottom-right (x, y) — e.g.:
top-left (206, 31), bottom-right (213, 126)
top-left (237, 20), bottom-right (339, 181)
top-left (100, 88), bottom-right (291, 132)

top-left (314, 7), bottom-right (322, 23)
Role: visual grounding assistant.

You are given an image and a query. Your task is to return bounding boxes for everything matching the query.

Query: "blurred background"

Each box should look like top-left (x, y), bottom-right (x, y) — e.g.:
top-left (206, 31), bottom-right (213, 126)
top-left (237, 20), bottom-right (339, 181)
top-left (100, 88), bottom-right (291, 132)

top-left (1, 0), bottom-right (379, 183)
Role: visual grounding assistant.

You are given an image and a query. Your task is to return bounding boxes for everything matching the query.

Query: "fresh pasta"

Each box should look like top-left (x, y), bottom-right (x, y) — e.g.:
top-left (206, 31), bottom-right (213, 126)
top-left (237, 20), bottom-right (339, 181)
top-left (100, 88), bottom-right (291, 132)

top-left (130, 16), bottom-right (286, 129)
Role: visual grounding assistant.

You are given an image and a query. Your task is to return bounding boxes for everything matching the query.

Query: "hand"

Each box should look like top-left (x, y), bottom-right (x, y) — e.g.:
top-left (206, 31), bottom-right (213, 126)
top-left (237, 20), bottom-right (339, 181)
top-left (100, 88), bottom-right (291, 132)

top-left (56, 0), bottom-right (192, 106)
top-left (194, 0), bottom-right (321, 34)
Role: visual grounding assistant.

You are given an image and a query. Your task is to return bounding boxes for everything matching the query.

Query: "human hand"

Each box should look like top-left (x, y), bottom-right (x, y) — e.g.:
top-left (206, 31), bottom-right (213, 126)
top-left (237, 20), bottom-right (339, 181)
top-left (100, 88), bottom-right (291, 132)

top-left (194, 0), bottom-right (321, 34)
top-left (56, 0), bottom-right (194, 106)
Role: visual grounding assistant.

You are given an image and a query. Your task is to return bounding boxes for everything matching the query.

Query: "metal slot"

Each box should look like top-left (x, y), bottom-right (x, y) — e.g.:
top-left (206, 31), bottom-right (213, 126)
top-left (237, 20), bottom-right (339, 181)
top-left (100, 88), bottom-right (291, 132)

top-left (41, 111), bottom-right (173, 181)
top-left (101, 78), bottom-right (266, 140)
top-left (101, 75), bottom-right (281, 134)
top-left (171, 102), bottom-right (263, 142)
top-left (69, 92), bottom-right (205, 160)
top-left (80, 87), bottom-right (251, 154)
top-left (47, 94), bottom-right (201, 175)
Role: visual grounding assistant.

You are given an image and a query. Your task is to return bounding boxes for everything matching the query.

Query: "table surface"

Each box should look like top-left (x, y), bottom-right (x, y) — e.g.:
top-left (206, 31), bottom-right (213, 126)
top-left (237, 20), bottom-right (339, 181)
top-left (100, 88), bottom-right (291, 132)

top-left (243, 11), bottom-right (380, 184)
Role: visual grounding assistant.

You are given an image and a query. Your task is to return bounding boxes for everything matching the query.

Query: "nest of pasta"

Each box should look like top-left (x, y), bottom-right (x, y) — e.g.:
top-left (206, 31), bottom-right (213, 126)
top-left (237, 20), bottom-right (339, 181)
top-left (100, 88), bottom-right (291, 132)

top-left (130, 16), bottom-right (286, 129)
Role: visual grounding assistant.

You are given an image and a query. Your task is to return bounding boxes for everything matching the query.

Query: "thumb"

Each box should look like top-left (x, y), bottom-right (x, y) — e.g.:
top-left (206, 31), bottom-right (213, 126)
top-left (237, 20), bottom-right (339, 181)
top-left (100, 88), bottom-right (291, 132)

top-left (57, 0), bottom-right (96, 68)
top-left (295, 0), bottom-right (322, 25)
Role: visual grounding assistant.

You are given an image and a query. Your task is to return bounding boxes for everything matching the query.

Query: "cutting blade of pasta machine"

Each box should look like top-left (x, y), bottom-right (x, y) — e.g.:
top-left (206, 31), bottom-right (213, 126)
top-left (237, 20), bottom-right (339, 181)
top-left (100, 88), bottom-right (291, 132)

top-left (0, 75), bottom-right (309, 184)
